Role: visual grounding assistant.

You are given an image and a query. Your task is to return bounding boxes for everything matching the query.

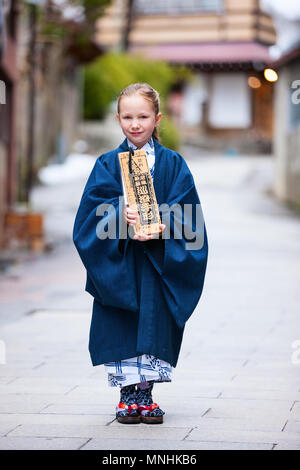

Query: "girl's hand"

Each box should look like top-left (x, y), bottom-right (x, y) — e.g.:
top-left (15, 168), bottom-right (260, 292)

top-left (123, 206), bottom-right (166, 242)
top-left (133, 224), bottom-right (166, 242)
top-left (123, 205), bottom-right (138, 226)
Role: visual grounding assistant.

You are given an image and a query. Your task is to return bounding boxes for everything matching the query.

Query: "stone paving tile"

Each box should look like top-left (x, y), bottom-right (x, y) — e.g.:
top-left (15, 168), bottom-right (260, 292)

top-left (228, 375), bottom-right (300, 392)
top-left (187, 427), bottom-right (300, 445)
top-left (0, 422), bottom-right (20, 437)
top-left (234, 367), bottom-right (300, 379)
top-left (108, 415), bottom-right (285, 432)
top-left (0, 377), bottom-right (17, 385)
top-left (44, 351), bottom-right (91, 364)
top-left (59, 378), bottom-right (122, 391)
top-left (0, 403), bottom-right (50, 414)
top-left (162, 398), bottom-right (212, 410)
top-left (0, 437), bottom-right (89, 450)
top-left (0, 363), bottom-right (44, 374)
top-left (0, 393), bottom-right (65, 406)
top-left (0, 365), bottom-right (94, 379)
top-left (0, 413), bottom-right (114, 426)
top-left (0, 378), bottom-right (78, 395)
top-left (81, 438), bottom-right (273, 451)
top-left (243, 358), bottom-right (299, 370)
top-left (191, 416), bottom-right (286, 432)
top-left (273, 443), bottom-right (300, 450)
top-left (282, 419), bottom-right (300, 433)
top-left (7, 424), bottom-right (190, 440)
top-left (290, 402), bottom-right (300, 420)
top-left (111, 415), bottom-right (205, 429)
top-left (39, 403), bottom-right (113, 415)
top-left (1, 392), bottom-right (117, 406)
top-left (199, 397), bottom-right (293, 420)
top-left (219, 388), bottom-right (300, 402)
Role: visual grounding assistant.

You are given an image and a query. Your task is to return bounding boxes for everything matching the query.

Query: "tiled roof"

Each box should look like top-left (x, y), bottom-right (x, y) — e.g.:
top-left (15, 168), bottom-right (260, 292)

top-left (129, 41), bottom-right (272, 64)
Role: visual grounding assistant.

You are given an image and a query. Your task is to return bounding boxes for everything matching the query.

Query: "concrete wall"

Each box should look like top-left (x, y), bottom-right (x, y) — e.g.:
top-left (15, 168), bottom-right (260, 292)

top-left (0, 142), bottom-right (6, 247)
top-left (274, 61), bottom-right (300, 206)
top-left (15, 13), bottom-right (81, 199)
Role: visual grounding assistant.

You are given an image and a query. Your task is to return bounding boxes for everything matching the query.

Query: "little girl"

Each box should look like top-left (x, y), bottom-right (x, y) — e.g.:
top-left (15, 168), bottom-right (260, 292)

top-left (73, 83), bottom-right (208, 425)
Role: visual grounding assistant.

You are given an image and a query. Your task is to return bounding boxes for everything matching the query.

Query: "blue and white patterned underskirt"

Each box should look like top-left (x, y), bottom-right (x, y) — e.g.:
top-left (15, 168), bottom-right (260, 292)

top-left (104, 354), bottom-right (172, 387)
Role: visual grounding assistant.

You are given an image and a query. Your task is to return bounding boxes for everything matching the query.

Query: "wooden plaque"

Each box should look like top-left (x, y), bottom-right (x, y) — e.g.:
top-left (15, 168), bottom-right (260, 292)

top-left (118, 149), bottom-right (162, 236)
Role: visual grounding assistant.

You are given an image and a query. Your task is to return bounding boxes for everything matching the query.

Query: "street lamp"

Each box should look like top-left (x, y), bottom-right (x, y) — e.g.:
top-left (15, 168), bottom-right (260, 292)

top-left (264, 68), bottom-right (279, 82)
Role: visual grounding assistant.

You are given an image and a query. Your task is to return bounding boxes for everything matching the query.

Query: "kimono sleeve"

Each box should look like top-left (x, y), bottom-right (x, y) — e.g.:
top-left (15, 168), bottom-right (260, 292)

top-left (146, 154), bottom-right (208, 329)
top-left (72, 157), bottom-right (139, 313)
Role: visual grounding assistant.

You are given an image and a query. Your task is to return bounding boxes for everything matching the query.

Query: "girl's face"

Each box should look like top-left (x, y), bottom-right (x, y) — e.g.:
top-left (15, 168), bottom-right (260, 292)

top-left (117, 94), bottom-right (162, 148)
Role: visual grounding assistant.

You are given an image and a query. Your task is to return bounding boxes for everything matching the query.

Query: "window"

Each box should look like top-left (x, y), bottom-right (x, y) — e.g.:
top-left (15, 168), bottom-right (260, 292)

top-left (134, 0), bottom-right (223, 15)
top-left (208, 73), bottom-right (252, 129)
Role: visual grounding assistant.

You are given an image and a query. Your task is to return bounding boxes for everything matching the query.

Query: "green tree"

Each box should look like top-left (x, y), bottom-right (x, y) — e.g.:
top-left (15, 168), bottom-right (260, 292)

top-left (83, 52), bottom-right (191, 149)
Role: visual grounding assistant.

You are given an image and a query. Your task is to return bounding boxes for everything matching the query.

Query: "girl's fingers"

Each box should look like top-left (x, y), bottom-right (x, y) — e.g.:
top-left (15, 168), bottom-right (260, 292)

top-left (126, 209), bottom-right (164, 237)
top-left (125, 207), bottom-right (138, 215)
top-left (127, 214), bottom-right (138, 225)
top-left (133, 234), bottom-right (153, 241)
top-left (124, 207), bottom-right (138, 225)
top-left (125, 209), bottom-right (138, 218)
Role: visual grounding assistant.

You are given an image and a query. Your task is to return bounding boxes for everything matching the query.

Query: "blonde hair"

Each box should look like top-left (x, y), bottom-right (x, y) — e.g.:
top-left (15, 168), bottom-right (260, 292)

top-left (117, 83), bottom-right (161, 142)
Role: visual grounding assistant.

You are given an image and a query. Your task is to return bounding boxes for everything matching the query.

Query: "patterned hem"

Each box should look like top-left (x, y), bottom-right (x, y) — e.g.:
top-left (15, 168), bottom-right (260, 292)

top-left (108, 373), bottom-right (172, 388)
top-left (105, 354), bottom-right (172, 387)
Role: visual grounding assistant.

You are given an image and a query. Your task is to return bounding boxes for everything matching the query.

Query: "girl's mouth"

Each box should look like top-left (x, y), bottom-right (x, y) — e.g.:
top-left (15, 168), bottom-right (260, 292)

top-left (131, 132), bottom-right (142, 135)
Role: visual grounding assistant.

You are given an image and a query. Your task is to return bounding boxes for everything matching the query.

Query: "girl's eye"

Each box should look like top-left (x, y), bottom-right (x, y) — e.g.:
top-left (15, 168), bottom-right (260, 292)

top-left (122, 115), bottom-right (148, 119)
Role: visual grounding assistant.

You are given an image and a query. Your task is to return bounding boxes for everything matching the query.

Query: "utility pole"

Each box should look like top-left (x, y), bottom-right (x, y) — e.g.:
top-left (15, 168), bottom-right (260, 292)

top-left (24, 1), bottom-right (38, 203)
top-left (122, 0), bottom-right (134, 51)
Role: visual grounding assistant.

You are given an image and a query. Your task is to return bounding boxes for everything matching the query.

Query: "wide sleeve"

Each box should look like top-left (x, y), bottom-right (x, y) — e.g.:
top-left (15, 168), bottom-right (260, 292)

top-left (72, 157), bottom-right (139, 313)
top-left (145, 155), bottom-right (208, 329)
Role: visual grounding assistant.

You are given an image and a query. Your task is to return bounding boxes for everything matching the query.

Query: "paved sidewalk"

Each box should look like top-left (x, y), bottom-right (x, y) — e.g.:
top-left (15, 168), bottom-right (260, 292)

top-left (0, 147), bottom-right (300, 450)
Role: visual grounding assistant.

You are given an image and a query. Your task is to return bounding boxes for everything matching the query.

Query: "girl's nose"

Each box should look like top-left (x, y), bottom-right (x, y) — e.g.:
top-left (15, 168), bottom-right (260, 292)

top-left (131, 119), bottom-right (140, 129)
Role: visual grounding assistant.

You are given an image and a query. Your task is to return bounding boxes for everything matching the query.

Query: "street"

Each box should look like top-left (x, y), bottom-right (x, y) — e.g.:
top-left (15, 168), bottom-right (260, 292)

top-left (0, 145), bottom-right (300, 450)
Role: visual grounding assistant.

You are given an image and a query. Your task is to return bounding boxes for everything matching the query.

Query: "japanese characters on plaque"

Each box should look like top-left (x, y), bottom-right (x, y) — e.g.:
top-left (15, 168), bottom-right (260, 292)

top-left (132, 158), bottom-right (159, 226)
top-left (118, 150), bottom-right (162, 236)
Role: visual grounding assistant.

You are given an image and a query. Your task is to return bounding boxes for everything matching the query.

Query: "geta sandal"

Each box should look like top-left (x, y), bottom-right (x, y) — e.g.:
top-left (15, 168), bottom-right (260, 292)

top-left (116, 402), bottom-right (140, 424)
top-left (138, 403), bottom-right (165, 424)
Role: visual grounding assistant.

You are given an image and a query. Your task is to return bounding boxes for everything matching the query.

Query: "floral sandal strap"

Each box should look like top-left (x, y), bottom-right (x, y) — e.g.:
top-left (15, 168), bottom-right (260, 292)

top-left (138, 403), bottom-right (165, 417)
top-left (116, 402), bottom-right (139, 416)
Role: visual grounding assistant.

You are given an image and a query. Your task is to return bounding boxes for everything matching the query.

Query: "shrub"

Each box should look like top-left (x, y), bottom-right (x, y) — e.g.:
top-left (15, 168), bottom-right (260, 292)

top-left (83, 52), bottom-right (190, 150)
top-left (83, 52), bottom-right (176, 119)
top-left (159, 116), bottom-right (181, 151)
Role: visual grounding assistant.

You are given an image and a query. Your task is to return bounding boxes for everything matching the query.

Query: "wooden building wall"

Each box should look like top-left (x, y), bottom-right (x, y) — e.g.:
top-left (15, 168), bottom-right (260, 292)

top-left (95, 0), bottom-right (276, 49)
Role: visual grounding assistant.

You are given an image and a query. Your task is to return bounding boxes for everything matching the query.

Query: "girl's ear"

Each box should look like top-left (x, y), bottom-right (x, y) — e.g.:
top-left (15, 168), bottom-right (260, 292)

top-left (116, 113), bottom-right (120, 123)
top-left (155, 112), bottom-right (162, 126)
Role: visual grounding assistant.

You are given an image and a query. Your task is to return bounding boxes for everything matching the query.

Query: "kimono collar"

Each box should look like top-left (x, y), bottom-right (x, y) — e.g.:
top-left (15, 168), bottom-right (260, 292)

top-left (118, 137), bottom-right (164, 205)
top-left (126, 137), bottom-right (155, 154)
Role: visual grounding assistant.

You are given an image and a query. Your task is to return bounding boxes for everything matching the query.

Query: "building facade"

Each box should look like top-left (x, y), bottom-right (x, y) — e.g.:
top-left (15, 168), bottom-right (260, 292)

top-left (0, 0), bottom-right (19, 248)
top-left (272, 46), bottom-right (300, 206)
top-left (95, 0), bottom-right (277, 152)
top-left (0, 1), bottom-right (103, 252)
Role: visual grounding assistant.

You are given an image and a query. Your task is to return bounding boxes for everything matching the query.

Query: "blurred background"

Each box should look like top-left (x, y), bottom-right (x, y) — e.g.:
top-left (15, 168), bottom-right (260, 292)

top-left (0, 0), bottom-right (300, 301)
top-left (0, 1), bottom-right (300, 451)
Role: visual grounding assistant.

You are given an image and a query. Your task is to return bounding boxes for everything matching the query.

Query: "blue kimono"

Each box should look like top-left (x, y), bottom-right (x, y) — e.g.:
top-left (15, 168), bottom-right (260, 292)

top-left (73, 137), bottom-right (208, 369)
